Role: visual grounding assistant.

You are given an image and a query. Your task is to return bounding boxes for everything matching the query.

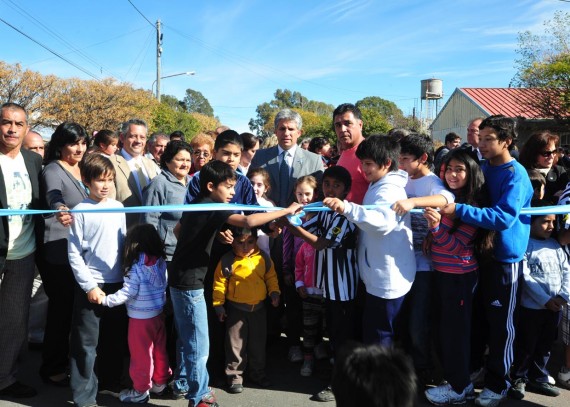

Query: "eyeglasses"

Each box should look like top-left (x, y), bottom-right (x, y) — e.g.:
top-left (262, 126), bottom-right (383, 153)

top-left (192, 150), bottom-right (210, 158)
top-left (539, 150), bottom-right (556, 157)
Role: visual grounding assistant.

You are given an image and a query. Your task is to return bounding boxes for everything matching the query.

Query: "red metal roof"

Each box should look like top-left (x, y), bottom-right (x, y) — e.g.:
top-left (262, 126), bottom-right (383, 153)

top-left (460, 88), bottom-right (548, 119)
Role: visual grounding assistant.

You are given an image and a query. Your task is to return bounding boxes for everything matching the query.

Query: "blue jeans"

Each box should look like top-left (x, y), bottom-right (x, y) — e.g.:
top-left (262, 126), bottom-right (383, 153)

top-left (170, 287), bottom-right (209, 405)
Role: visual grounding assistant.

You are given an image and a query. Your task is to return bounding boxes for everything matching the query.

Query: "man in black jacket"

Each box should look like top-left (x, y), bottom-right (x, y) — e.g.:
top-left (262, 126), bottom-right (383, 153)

top-left (0, 103), bottom-right (43, 399)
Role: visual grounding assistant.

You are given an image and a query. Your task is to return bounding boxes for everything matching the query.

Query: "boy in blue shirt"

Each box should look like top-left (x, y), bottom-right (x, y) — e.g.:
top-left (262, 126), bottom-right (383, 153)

top-left (441, 115), bottom-right (533, 407)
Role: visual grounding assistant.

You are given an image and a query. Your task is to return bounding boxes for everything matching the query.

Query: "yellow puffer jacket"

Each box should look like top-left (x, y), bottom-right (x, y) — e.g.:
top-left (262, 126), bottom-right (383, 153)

top-left (213, 249), bottom-right (280, 307)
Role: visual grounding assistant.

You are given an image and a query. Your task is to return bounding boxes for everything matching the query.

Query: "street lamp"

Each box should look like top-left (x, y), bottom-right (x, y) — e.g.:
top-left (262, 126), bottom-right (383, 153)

top-left (153, 71), bottom-right (195, 102)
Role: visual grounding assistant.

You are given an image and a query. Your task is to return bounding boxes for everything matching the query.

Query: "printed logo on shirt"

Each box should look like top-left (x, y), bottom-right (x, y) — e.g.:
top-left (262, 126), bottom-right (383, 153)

top-left (490, 300), bottom-right (502, 307)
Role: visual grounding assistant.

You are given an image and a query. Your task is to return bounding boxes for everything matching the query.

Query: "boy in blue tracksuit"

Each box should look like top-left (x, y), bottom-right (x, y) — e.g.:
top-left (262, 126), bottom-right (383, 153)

top-left (441, 115), bottom-right (533, 407)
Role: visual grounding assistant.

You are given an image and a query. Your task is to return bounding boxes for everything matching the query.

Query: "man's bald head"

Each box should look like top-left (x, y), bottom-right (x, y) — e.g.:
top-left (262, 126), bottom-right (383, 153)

top-left (23, 130), bottom-right (45, 158)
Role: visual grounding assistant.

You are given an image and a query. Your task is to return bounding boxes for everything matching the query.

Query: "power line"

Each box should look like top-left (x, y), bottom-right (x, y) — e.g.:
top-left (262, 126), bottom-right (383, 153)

top-left (127, 0), bottom-right (155, 28)
top-left (1, 0), bottom-right (123, 80)
top-left (0, 17), bottom-right (100, 80)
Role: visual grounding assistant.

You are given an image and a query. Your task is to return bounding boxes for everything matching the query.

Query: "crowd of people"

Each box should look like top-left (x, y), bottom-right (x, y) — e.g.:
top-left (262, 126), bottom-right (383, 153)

top-left (0, 101), bottom-right (569, 407)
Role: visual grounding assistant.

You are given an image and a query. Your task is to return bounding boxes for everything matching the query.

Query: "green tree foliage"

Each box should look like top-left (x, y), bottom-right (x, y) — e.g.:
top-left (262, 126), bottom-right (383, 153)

top-left (182, 88), bottom-right (214, 117)
top-left (161, 94), bottom-right (186, 112)
top-left (249, 89), bottom-right (334, 137)
top-left (359, 108), bottom-right (391, 136)
top-left (356, 96), bottom-right (403, 121)
top-left (511, 11), bottom-right (570, 121)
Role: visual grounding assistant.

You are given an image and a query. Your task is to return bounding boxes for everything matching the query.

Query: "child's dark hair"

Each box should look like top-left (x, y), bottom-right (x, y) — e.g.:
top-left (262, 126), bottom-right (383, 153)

top-left (441, 149), bottom-right (495, 260)
top-left (229, 226), bottom-right (259, 239)
top-left (214, 129), bottom-right (243, 151)
top-left (240, 132), bottom-right (260, 150)
top-left (530, 198), bottom-right (553, 224)
top-left (527, 169), bottom-right (546, 194)
top-left (199, 160), bottom-right (237, 197)
top-left (399, 133), bottom-right (434, 166)
top-left (123, 224), bottom-right (166, 274)
top-left (356, 134), bottom-right (400, 171)
top-left (323, 166), bottom-right (352, 193)
top-left (332, 343), bottom-right (416, 407)
top-left (80, 153), bottom-right (116, 183)
top-left (93, 129), bottom-right (118, 149)
top-left (308, 137), bottom-right (330, 154)
top-left (479, 115), bottom-right (517, 149)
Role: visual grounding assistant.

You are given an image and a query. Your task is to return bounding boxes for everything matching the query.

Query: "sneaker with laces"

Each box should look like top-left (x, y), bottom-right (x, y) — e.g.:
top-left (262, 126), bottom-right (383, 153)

top-left (558, 367), bottom-right (570, 390)
top-left (119, 388), bottom-right (150, 403)
top-left (474, 388), bottom-right (505, 407)
top-left (150, 382), bottom-right (167, 395)
top-left (288, 345), bottom-right (303, 362)
top-left (526, 380), bottom-right (560, 397)
top-left (507, 379), bottom-right (525, 400)
top-left (425, 382), bottom-right (473, 405)
top-left (300, 359), bottom-right (314, 377)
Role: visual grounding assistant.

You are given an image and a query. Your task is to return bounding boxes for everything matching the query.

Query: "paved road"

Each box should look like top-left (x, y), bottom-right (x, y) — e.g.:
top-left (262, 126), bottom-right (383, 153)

top-left (1, 336), bottom-right (569, 407)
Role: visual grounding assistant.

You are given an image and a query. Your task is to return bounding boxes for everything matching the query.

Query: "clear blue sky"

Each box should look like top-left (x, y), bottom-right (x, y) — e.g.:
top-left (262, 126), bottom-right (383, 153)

top-left (1, 0), bottom-right (567, 133)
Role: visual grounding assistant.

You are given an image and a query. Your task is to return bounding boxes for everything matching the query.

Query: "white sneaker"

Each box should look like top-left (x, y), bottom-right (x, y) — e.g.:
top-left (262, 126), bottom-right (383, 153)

top-left (475, 388), bottom-right (505, 407)
top-left (288, 345), bottom-right (303, 363)
top-left (300, 359), bottom-right (314, 377)
top-left (557, 368), bottom-right (570, 389)
top-left (425, 382), bottom-right (473, 405)
top-left (119, 388), bottom-right (150, 403)
top-left (150, 382), bottom-right (166, 395)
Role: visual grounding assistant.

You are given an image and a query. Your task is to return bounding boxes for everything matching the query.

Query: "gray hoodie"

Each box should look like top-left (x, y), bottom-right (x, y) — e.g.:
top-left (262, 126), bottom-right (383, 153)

top-left (342, 170), bottom-right (416, 299)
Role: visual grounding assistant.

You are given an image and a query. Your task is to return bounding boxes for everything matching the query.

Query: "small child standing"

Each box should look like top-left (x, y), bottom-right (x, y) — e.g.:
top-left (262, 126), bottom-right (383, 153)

top-left (101, 223), bottom-right (172, 404)
top-left (169, 160), bottom-right (301, 407)
top-left (323, 135), bottom-right (415, 348)
top-left (392, 134), bottom-right (455, 384)
top-left (212, 227), bottom-right (280, 394)
top-left (247, 168), bottom-right (275, 256)
top-left (322, 137), bottom-right (416, 399)
top-left (508, 200), bottom-right (569, 400)
top-left (440, 115), bottom-right (534, 407)
top-left (68, 153), bottom-right (128, 407)
top-left (282, 175), bottom-right (318, 363)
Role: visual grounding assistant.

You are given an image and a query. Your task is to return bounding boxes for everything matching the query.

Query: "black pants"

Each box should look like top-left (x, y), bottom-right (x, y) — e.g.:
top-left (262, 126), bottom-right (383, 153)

top-left (39, 260), bottom-right (75, 378)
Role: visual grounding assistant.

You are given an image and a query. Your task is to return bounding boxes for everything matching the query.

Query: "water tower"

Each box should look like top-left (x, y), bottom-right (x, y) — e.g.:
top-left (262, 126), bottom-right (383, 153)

top-left (420, 78), bottom-right (443, 125)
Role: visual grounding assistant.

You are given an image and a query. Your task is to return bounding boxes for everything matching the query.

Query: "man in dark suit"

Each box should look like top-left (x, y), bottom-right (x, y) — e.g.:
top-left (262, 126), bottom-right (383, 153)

top-left (0, 103), bottom-right (43, 399)
top-left (251, 108), bottom-right (324, 207)
top-left (251, 108), bottom-right (324, 362)
top-left (110, 119), bottom-right (158, 227)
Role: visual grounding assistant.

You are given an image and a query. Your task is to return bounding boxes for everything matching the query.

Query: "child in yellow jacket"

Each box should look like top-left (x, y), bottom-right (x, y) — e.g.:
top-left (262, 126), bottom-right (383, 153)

top-left (213, 227), bottom-right (280, 394)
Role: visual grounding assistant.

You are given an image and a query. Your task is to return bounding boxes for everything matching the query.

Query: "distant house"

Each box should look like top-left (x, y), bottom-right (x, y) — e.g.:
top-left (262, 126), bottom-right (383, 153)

top-left (430, 88), bottom-right (570, 145)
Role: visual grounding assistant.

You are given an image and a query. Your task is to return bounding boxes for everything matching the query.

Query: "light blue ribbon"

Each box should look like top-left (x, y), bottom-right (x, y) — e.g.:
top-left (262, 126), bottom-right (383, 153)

top-left (1, 201), bottom-right (569, 218)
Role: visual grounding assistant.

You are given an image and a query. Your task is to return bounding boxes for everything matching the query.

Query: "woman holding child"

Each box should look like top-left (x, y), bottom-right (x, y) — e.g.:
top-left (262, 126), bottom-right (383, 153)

top-left (39, 122), bottom-right (89, 386)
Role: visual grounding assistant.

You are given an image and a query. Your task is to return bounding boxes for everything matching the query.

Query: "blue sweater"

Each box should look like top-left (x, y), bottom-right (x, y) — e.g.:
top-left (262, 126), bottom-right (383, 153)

top-left (185, 170), bottom-right (257, 205)
top-left (456, 159), bottom-right (533, 263)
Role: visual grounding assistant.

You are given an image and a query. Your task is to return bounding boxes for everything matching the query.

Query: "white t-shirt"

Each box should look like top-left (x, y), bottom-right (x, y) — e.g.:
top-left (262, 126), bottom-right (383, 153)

top-left (405, 172), bottom-right (454, 272)
top-left (0, 152), bottom-right (35, 259)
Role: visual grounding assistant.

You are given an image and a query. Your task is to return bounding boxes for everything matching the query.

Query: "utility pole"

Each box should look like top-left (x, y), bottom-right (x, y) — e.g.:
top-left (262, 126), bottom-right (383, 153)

top-left (156, 19), bottom-right (162, 102)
